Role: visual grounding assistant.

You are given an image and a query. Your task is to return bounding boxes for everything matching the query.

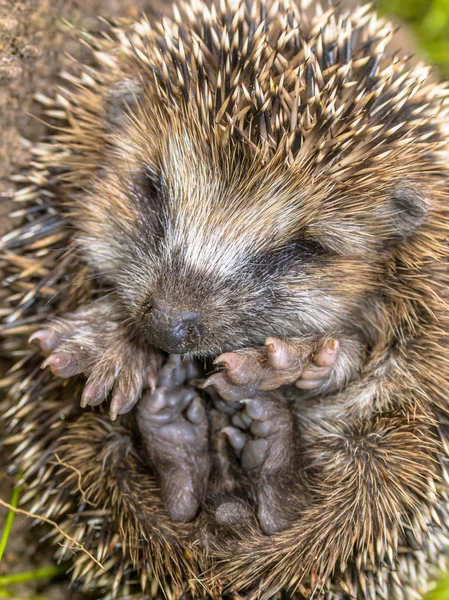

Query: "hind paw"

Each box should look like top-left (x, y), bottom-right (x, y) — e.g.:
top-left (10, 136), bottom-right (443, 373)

top-left (224, 395), bottom-right (295, 534)
top-left (29, 301), bottom-right (161, 420)
top-left (138, 356), bottom-right (209, 522)
top-left (203, 336), bottom-right (339, 401)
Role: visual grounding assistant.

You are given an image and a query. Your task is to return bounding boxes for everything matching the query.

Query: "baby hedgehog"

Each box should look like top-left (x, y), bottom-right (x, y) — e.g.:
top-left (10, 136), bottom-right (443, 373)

top-left (2, 0), bottom-right (449, 598)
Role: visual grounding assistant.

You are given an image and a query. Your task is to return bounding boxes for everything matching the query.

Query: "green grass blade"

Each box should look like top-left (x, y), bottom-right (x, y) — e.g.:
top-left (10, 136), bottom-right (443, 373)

top-left (0, 565), bottom-right (66, 587)
top-left (0, 481), bottom-right (21, 562)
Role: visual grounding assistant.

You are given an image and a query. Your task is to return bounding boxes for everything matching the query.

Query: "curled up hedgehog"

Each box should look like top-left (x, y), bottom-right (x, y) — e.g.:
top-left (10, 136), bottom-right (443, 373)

top-left (2, 0), bottom-right (449, 598)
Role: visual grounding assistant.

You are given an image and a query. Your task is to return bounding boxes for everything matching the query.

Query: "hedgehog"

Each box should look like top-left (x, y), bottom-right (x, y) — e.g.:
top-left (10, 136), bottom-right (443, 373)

top-left (2, 0), bottom-right (449, 599)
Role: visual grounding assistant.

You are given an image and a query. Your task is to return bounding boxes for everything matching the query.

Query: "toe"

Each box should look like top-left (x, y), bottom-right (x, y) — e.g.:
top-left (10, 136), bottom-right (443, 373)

top-left (214, 352), bottom-right (263, 386)
top-left (241, 438), bottom-right (269, 470)
top-left (143, 389), bottom-right (176, 425)
top-left (202, 372), bottom-right (257, 401)
top-left (265, 337), bottom-right (298, 370)
top-left (110, 378), bottom-right (144, 419)
top-left (300, 364), bottom-right (333, 380)
top-left (163, 474), bottom-right (200, 522)
top-left (231, 411), bottom-right (252, 430)
top-left (158, 355), bottom-right (182, 388)
top-left (186, 396), bottom-right (205, 424)
top-left (212, 397), bottom-right (241, 415)
top-left (145, 388), bottom-right (168, 413)
top-left (146, 369), bottom-right (158, 393)
top-left (244, 398), bottom-right (271, 422)
top-left (257, 503), bottom-right (287, 535)
top-left (295, 378), bottom-right (325, 390)
top-left (223, 426), bottom-right (248, 453)
top-left (312, 338), bottom-right (339, 367)
top-left (81, 382), bottom-right (107, 408)
top-left (145, 352), bottom-right (163, 393)
top-left (109, 389), bottom-right (135, 421)
top-left (43, 352), bottom-right (82, 378)
top-left (166, 388), bottom-right (189, 410)
top-left (250, 419), bottom-right (274, 437)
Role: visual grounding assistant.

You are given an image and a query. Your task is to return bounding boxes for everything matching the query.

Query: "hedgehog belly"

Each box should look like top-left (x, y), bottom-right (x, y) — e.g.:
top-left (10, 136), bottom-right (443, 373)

top-left (2, 0), bottom-right (449, 599)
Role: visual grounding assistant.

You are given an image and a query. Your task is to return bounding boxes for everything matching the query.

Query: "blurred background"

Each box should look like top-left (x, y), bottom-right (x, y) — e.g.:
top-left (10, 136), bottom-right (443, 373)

top-left (379, 0), bottom-right (449, 77)
top-left (1, 0), bottom-right (449, 599)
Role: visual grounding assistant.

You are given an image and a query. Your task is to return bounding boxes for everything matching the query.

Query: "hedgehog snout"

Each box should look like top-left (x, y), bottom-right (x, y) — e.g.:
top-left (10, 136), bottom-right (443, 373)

top-left (143, 299), bottom-right (204, 354)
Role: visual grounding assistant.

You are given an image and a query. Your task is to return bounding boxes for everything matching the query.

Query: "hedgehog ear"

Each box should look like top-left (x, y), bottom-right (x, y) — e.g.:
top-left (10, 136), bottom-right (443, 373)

top-left (103, 78), bottom-right (143, 131)
top-left (309, 186), bottom-right (429, 256)
top-left (386, 187), bottom-right (429, 242)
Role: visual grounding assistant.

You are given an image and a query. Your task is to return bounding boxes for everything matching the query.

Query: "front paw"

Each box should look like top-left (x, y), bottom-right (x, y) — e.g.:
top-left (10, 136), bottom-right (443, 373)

top-left (202, 337), bottom-right (339, 401)
top-left (30, 306), bottom-right (161, 420)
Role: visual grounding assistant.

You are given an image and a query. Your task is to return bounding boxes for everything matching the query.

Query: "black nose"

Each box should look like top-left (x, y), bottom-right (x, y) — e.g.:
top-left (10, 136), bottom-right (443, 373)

top-left (144, 301), bottom-right (203, 353)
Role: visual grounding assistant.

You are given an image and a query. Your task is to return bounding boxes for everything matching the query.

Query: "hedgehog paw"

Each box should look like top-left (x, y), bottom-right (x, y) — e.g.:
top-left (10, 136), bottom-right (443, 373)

top-left (224, 394), bottom-right (295, 534)
top-left (138, 356), bottom-right (209, 522)
top-left (29, 308), bottom-right (161, 420)
top-left (204, 337), bottom-right (339, 400)
top-left (81, 347), bottom-right (161, 421)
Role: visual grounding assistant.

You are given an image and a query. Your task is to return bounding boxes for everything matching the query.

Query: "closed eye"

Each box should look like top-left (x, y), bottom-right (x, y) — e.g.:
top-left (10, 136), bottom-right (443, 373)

top-left (144, 172), bottom-right (160, 203)
top-left (129, 171), bottom-right (166, 243)
top-left (289, 237), bottom-right (328, 258)
top-left (249, 236), bottom-right (328, 280)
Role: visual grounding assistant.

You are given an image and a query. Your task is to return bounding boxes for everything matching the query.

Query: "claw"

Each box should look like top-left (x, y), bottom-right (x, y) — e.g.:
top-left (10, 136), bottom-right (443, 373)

top-left (81, 382), bottom-right (106, 408)
top-left (29, 330), bottom-right (59, 354)
top-left (110, 389), bottom-right (133, 421)
top-left (146, 370), bottom-right (158, 393)
top-left (202, 371), bottom-right (258, 401)
top-left (200, 372), bottom-right (224, 390)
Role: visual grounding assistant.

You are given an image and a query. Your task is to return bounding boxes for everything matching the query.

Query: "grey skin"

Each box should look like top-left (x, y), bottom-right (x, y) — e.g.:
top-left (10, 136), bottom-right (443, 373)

top-left (136, 350), bottom-right (319, 533)
top-left (137, 356), bottom-right (210, 522)
top-left (137, 352), bottom-right (297, 532)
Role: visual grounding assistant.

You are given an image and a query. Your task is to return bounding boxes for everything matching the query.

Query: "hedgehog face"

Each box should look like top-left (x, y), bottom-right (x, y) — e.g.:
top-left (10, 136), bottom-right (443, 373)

top-left (73, 73), bottom-right (433, 357)
top-left (66, 0), bottom-right (438, 360)
top-left (78, 117), bottom-right (429, 357)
